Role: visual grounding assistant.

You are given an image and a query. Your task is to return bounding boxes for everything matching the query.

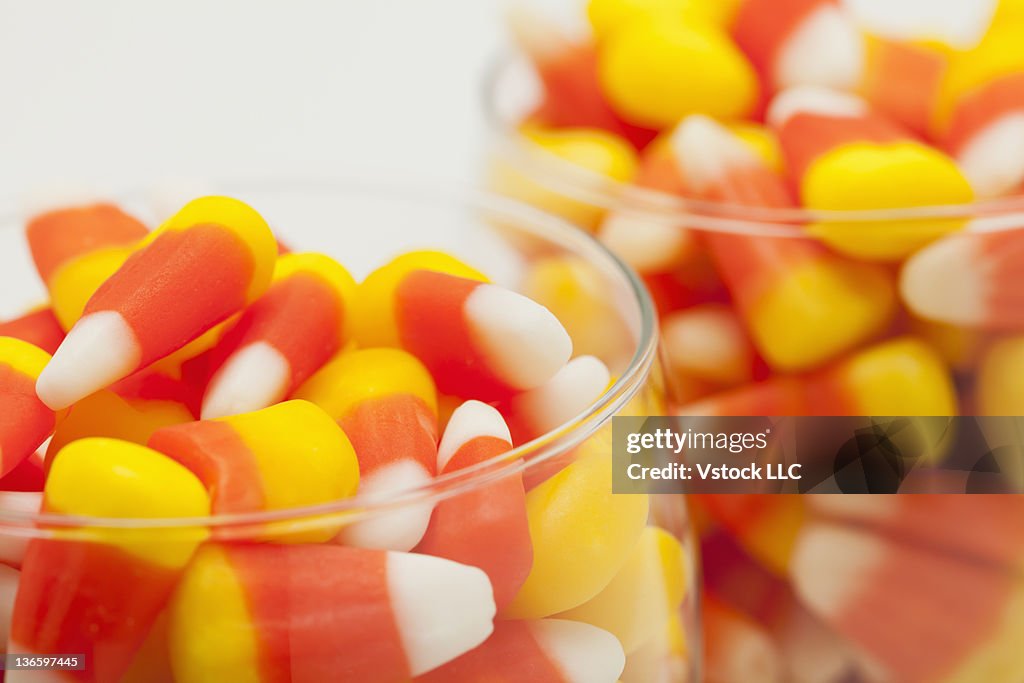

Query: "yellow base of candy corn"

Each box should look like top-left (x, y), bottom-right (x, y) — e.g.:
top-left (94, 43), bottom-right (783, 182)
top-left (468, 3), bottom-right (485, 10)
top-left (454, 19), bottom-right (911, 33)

top-left (803, 142), bottom-right (974, 261)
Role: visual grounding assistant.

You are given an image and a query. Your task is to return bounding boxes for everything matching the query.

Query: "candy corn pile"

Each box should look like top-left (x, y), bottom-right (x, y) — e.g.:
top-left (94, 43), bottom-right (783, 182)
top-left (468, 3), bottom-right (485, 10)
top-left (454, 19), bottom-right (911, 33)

top-left (497, 0), bottom-right (1024, 681)
top-left (499, 0), bottom-right (1024, 419)
top-left (0, 196), bottom-right (689, 681)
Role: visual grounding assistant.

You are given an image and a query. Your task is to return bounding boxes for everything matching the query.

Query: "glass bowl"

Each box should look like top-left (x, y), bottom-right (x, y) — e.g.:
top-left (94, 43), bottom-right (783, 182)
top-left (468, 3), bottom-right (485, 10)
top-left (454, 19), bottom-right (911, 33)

top-left (0, 179), bottom-right (700, 683)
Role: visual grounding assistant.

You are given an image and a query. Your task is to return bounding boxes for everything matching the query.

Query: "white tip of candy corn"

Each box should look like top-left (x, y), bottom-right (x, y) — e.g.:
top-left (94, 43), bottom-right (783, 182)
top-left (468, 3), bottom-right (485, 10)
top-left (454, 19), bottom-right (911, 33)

top-left (437, 400), bottom-right (512, 472)
top-left (513, 355), bottom-right (611, 437)
top-left (790, 524), bottom-right (880, 618)
top-left (388, 552), bottom-right (496, 677)
top-left (774, 5), bottom-right (863, 91)
top-left (466, 285), bottom-right (573, 392)
top-left (767, 85), bottom-right (868, 130)
top-left (598, 212), bottom-right (695, 273)
top-left (340, 460), bottom-right (435, 552)
top-left (0, 565), bottom-right (19, 652)
top-left (0, 492), bottom-right (42, 569)
top-left (530, 619), bottom-right (626, 683)
top-left (670, 115), bottom-right (758, 191)
top-left (36, 311), bottom-right (141, 410)
top-left (956, 113), bottom-right (1024, 198)
top-left (900, 236), bottom-right (986, 327)
top-left (201, 342), bottom-right (291, 419)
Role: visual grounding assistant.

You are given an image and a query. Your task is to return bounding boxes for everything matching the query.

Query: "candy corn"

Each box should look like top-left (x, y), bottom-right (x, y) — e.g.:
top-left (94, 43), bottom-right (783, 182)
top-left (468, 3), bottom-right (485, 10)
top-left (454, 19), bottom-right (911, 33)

top-left (295, 348), bottom-right (439, 551)
top-left (508, 5), bottom-right (656, 148)
top-left (492, 125), bottom-right (639, 232)
top-left (353, 250), bottom-right (487, 347)
top-left (25, 202), bottom-right (147, 288)
top-left (977, 337), bottom-right (1024, 415)
top-left (201, 253), bottom-right (357, 419)
top-left (358, 265), bottom-right (572, 400)
top-left (669, 115), bottom-right (896, 371)
top-left (520, 255), bottom-right (635, 364)
top-left (36, 196), bottom-right (278, 410)
top-left (684, 337), bottom-right (958, 417)
top-left (733, 0), bottom-right (863, 93)
top-left (558, 526), bottom-right (687, 653)
top-left (168, 544), bottom-right (496, 682)
top-left (901, 229), bottom-right (1024, 331)
top-left (769, 86), bottom-right (974, 260)
top-left (661, 304), bottom-right (758, 390)
top-left (791, 520), bottom-right (1024, 682)
top-left (149, 400), bottom-right (359, 541)
top-left (500, 355), bottom-right (611, 445)
top-left (26, 203), bottom-right (148, 331)
top-left (416, 401), bottom-right (531, 610)
top-left (416, 619), bottom-right (626, 683)
top-left (0, 338), bottom-right (56, 478)
top-left (12, 438), bottom-right (209, 683)
top-left (598, 15), bottom-right (759, 128)
top-left (504, 445), bottom-right (649, 619)
top-left (0, 308), bottom-right (65, 355)
top-left (47, 389), bottom-right (192, 460)
top-left (932, 17), bottom-right (1024, 193)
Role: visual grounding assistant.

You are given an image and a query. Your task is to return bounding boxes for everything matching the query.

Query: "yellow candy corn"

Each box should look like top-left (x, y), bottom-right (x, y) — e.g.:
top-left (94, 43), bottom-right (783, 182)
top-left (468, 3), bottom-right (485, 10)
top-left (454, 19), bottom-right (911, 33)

top-left (492, 125), bottom-right (639, 232)
top-left (558, 526), bottom-right (688, 653)
top-left (599, 18), bottom-right (758, 128)
top-left (504, 449), bottom-right (649, 619)
top-left (47, 390), bottom-right (193, 459)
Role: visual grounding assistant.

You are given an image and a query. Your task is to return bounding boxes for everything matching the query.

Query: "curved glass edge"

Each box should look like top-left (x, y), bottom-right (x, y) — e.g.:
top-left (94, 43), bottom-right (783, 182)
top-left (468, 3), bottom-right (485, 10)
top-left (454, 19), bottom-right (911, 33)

top-left (0, 176), bottom-right (660, 532)
top-left (482, 51), bottom-right (1024, 232)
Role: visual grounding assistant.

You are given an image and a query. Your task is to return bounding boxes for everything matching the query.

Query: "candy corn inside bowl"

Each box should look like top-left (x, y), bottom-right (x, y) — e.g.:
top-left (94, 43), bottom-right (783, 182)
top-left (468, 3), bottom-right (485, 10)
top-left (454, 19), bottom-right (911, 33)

top-left (485, 3), bottom-right (1024, 680)
top-left (0, 180), bottom-right (700, 683)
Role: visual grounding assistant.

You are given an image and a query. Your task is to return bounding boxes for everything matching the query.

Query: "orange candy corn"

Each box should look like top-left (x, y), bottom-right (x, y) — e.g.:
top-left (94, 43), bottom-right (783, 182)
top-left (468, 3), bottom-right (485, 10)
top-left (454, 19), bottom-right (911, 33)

top-left (683, 337), bottom-right (958, 417)
top-left (668, 115), bottom-right (895, 371)
top-left (416, 401), bottom-right (531, 610)
top-left (168, 544), bottom-right (496, 682)
top-left (295, 348), bottom-right (439, 551)
top-left (200, 253), bottom-right (357, 419)
top-left (149, 401), bottom-right (359, 542)
top-left (0, 308), bottom-right (65, 355)
top-left (416, 619), bottom-right (625, 683)
top-left (901, 226), bottom-right (1024, 331)
top-left (500, 355), bottom-right (611, 445)
top-left (36, 197), bottom-right (278, 410)
top-left (732, 0), bottom-right (863, 92)
top-left (11, 438), bottom-right (209, 683)
top-left (944, 72), bottom-right (1024, 197)
top-left (25, 202), bottom-right (147, 288)
top-left (508, 5), bottom-right (657, 148)
top-left (791, 520), bottom-right (1024, 682)
top-left (768, 86), bottom-right (973, 260)
top-left (0, 338), bottom-right (56, 479)
top-left (368, 267), bottom-right (573, 401)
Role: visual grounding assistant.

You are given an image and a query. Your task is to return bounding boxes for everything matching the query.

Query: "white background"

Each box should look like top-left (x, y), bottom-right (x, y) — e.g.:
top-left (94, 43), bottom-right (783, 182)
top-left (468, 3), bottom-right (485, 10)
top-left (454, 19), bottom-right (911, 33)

top-left (0, 0), bottom-right (995, 204)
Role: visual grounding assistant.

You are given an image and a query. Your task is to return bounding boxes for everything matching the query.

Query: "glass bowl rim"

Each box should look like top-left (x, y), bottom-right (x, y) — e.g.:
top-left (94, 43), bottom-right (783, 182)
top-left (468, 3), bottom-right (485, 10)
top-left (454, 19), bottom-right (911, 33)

top-left (0, 175), bottom-right (659, 532)
top-left (481, 50), bottom-right (1024, 237)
